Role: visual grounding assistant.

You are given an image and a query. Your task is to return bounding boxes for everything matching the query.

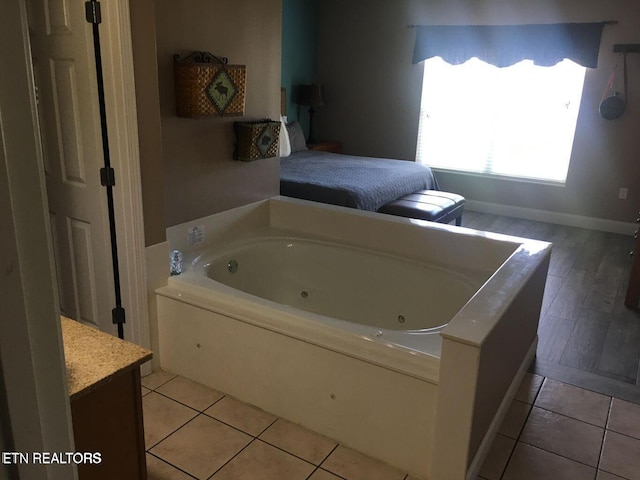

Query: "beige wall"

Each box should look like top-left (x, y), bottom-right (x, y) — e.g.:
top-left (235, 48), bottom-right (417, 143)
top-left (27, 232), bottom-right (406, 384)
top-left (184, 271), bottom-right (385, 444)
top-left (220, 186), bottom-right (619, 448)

top-left (155, 0), bottom-right (282, 228)
top-left (316, 0), bottom-right (640, 223)
top-left (131, 0), bottom-right (282, 238)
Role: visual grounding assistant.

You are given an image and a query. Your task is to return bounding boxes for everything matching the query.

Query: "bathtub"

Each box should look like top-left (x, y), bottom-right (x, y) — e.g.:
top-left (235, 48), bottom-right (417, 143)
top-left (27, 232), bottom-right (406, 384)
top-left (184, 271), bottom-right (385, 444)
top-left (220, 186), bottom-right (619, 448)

top-left (156, 196), bottom-right (551, 479)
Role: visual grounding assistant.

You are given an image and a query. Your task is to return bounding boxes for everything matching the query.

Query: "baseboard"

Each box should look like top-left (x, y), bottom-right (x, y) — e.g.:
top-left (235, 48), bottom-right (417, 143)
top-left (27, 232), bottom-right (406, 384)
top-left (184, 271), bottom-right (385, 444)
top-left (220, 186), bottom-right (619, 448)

top-left (465, 200), bottom-right (635, 236)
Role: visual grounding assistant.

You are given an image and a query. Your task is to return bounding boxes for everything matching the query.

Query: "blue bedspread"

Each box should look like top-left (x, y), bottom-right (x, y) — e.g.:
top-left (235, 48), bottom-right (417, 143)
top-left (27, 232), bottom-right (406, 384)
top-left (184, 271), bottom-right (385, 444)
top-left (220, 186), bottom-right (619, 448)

top-left (280, 150), bottom-right (438, 211)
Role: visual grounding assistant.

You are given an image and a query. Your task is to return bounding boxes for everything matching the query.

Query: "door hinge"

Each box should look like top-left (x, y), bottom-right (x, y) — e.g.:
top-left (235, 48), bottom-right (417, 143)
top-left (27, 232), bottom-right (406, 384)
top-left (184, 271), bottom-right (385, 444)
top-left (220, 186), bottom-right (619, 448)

top-left (100, 167), bottom-right (116, 187)
top-left (85, 1), bottom-right (102, 24)
top-left (112, 306), bottom-right (126, 325)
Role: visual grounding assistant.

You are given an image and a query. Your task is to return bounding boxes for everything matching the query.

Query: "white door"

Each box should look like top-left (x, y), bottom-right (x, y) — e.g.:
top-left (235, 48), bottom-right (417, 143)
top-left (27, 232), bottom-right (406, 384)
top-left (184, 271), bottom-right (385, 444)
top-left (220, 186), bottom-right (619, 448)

top-left (28, 0), bottom-right (118, 336)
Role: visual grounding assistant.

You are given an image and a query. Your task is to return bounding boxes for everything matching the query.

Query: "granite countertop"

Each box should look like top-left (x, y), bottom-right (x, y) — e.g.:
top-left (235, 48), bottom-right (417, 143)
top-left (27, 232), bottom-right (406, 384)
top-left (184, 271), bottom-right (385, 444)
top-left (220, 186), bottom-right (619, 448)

top-left (61, 316), bottom-right (153, 400)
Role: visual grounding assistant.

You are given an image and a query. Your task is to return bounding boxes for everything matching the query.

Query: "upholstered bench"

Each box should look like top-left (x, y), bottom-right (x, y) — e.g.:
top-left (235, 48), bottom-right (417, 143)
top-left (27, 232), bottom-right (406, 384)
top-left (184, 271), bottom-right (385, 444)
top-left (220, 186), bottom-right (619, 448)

top-left (378, 190), bottom-right (466, 226)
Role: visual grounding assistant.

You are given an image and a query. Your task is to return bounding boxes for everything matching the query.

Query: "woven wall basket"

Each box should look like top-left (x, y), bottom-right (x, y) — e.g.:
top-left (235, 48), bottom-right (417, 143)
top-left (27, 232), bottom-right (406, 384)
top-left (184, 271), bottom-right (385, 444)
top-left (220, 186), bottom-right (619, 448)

top-left (174, 52), bottom-right (246, 118)
top-left (234, 120), bottom-right (281, 161)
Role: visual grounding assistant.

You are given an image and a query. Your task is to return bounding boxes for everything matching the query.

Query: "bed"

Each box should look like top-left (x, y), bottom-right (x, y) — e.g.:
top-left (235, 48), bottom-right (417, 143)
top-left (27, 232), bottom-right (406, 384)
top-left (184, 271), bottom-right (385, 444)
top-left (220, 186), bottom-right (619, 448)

top-left (278, 87), bottom-right (439, 212)
top-left (280, 149), bottom-right (439, 212)
top-left (276, 88), bottom-right (468, 224)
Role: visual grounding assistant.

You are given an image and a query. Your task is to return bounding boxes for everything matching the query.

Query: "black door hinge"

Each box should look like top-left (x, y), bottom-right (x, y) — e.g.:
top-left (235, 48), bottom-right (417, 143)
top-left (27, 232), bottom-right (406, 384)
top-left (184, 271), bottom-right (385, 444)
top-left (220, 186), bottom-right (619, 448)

top-left (112, 306), bottom-right (126, 325)
top-left (85, 1), bottom-right (102, 24)
top-left (100, 167), bottom-right (116, 187)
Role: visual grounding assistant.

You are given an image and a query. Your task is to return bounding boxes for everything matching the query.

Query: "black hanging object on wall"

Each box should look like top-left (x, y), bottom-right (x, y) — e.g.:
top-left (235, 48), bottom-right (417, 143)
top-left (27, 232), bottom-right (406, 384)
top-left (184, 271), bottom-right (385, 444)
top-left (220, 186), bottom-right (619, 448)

top-left (600, 44), bottom-right (640, 120)
top-left (85, 0), bottom-right (126, 339)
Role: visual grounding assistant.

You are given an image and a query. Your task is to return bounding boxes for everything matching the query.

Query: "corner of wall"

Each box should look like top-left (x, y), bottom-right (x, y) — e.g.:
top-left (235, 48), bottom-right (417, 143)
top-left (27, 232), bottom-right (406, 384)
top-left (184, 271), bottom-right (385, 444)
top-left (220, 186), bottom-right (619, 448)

top-left (129, 0), bottom-right (167, 246)
top-left (145, 241), bottom-right (171, 372)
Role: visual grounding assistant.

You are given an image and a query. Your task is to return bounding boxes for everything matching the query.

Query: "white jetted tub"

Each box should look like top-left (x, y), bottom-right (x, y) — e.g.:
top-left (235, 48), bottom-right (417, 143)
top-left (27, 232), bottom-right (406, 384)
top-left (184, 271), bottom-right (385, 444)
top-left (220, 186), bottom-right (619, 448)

top-left (156, 196), bottom-right (551, 479)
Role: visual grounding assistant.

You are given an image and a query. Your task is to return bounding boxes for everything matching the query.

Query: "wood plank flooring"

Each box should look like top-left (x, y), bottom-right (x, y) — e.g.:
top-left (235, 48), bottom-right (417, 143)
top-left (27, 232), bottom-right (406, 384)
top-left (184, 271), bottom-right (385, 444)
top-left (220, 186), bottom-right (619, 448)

top-left (460, 211), bottom-right (640, 403)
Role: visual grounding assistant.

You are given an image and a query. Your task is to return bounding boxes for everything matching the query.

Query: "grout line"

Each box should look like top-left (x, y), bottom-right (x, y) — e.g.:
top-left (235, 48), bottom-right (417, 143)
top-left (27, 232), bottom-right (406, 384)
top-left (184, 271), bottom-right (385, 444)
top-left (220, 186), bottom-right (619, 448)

top-left (252, 437), bottom-right (319, 468)
top-left (319, 443), bottom-right (340, 468)
top-left (512, 402), bottom-right (608, 471)
top-left (146, 451), bottom-right (198, 479)
top-left (595, 397), bottom-right (614, 475)
top-left (148, 387), bottom-right (275, 439)
top-left (498, 376), bottom-right (541, 480)
top-left (205, 437), bottom-right (257, 480)
top-left (254, 415), bottom-right (279, 438)
top-left (532, 376), bottom-right (546, 404)
top-left (144, 412), bottom-right (199, 451)
top-left (516, 441), bottom-right (600, 471)
top-left (150, 388), bottom-right (211, 414)
top-left (141, 371), bottom-right (178, 390)
top-left (145, 388), bottom-right (355, 477)
top-left (306, 466), bottom-right (348, 480)
top-left (318, 440), bottom-right (340, 468)
top-left (603, 426), bottom-right (640, 443)
top-left (529, 403), bottom-right (609, 430)
top-left (305, 467), bottom-right (320, 480)
top-left (198, 408), bottom-right (272, 438)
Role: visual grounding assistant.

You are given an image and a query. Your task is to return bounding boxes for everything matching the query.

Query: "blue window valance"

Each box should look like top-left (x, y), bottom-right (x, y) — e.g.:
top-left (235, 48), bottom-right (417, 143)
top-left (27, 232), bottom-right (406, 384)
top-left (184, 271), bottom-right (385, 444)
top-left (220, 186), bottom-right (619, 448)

top-left (412, 23), bottom-right (606, 68)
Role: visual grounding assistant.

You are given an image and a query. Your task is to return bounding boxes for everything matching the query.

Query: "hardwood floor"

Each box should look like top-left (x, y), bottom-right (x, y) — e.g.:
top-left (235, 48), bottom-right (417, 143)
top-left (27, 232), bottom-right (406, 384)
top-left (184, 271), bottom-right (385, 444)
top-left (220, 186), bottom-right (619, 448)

top-left (460, 211), bottom-right (640, 403)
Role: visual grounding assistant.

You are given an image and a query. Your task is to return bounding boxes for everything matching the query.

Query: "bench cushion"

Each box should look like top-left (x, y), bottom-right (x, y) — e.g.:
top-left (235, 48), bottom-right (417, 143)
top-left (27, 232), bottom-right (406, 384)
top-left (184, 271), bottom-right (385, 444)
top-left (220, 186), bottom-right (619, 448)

top-left (377, 190), bottom-right (465, 225)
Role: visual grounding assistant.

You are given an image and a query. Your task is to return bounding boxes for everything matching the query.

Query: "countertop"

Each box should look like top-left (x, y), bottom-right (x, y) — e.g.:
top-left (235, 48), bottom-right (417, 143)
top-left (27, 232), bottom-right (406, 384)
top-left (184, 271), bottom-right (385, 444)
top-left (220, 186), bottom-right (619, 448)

top-left (61, 316), bottom-right (152, 400)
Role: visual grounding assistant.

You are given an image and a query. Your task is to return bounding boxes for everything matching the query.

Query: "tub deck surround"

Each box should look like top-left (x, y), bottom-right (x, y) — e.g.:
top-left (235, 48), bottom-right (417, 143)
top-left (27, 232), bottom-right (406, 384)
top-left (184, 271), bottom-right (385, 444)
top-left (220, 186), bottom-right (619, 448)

top-left (163, 227), bottom-right (490, 381)
top-left (156, 196), bottom-right (552, 479)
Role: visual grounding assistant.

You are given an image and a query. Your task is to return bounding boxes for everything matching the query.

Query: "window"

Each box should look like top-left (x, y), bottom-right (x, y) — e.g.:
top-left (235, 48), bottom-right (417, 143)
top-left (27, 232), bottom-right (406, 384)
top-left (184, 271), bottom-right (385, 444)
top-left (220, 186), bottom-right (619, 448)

top-left (416, 57), bottom-right (587, 184)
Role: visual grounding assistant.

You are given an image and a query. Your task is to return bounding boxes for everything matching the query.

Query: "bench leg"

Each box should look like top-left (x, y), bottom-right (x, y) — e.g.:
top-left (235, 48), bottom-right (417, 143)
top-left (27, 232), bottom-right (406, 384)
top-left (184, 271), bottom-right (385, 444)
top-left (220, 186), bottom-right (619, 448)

top-left (455, 215), bottom-right (462, 226)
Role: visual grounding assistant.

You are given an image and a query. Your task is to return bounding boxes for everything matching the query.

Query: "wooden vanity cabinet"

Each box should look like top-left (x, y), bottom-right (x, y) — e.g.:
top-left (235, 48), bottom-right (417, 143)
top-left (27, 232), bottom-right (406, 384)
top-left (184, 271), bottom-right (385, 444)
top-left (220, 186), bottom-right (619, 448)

top-left (71, 368), bottom-right (147, 480)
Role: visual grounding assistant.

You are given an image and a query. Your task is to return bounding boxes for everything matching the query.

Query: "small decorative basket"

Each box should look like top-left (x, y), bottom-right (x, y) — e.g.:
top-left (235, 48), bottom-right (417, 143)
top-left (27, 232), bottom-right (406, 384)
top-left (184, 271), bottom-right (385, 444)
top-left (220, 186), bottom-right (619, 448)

top-left (174, 51), bottom-right (246, 118)
top-left (234, 120), bottom-right (281, 161)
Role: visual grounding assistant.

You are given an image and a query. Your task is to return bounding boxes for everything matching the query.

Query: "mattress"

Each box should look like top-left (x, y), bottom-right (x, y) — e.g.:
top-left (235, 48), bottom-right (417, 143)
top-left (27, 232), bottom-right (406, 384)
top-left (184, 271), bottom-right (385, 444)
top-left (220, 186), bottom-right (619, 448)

top-left (280, 150), bottom-right (438, 211)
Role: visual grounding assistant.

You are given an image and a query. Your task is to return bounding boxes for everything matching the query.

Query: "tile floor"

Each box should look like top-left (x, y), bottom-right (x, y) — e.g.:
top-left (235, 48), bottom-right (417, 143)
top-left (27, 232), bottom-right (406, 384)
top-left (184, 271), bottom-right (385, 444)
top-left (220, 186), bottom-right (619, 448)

top-left (142, 369), bottom-right (640, 480)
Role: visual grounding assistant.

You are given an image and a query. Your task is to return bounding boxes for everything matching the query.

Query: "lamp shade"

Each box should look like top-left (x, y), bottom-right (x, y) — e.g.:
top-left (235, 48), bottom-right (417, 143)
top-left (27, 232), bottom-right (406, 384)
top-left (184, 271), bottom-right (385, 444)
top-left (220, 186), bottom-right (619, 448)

top-left (296, 84), bottom-right (325, 106)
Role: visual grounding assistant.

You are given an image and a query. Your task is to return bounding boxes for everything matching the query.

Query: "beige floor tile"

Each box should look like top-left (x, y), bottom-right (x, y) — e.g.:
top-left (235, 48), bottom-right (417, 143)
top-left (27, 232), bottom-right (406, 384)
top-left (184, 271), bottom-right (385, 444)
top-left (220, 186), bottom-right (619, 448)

top-left (259, 419), bottom-right (337, 465)
top-left (534, 378), bottom-right (610, 427)
top-left (146, 453), bottom-right (193, 480)
top-left (212, 439), bottom-right (315, 480)
top-left (150, 414), bottom-right (252, 479)
top-left (204, 396), bottom-right (276, 436)
top-left (308, 469), bottom-right (344, 480)
top-left (321, 445), bottom-right (405, 480)
top-left (498, 400), bottom-right (531, 439)
top-left (514, 373), bottom-right (544, 404)
top-left (143, 392), bottom-right (198, 449)
top-left (142, 386), bottom-right (151, 397)
top-left (502, 443), bottom-right (595, 480)
top-left (142, 370), bottom-right (177, 390)
top-left (156, 375), bottom-right (224, 411)
top-left (597, 470), bottom-right (626, 479)
top-left (608, 398), bottom-right (640, 440)
top-left (478, 434), bottom-right (516, 480)
top-left (600, 430), bottom-right (640, 480)
top-left (519, 406), bottom-right (603, 466)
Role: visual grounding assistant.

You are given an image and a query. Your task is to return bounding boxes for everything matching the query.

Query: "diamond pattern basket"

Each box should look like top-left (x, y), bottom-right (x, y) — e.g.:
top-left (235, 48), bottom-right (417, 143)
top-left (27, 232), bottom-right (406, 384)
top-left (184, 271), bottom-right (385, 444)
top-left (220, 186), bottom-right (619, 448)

top-left (233, 120), bottom-right (281, 161)
top-left (174, 52), bottom-right (246, 118)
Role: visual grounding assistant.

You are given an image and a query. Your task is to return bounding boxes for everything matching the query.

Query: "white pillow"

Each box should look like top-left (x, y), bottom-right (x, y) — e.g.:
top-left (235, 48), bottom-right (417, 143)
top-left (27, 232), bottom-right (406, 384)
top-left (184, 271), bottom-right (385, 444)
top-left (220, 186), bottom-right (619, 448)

top-left (279, 116), bottom-right (291, 157)
top-left (286, 120), bottom-right (308, 152)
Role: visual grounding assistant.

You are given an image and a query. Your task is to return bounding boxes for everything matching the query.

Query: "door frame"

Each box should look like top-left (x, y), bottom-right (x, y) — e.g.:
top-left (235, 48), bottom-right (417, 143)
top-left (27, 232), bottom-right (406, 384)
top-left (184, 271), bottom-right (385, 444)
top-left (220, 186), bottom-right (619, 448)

top-left (89, 0), bottom-right (150, 348)
top-left (1, 2), bottom-right (78, 478)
